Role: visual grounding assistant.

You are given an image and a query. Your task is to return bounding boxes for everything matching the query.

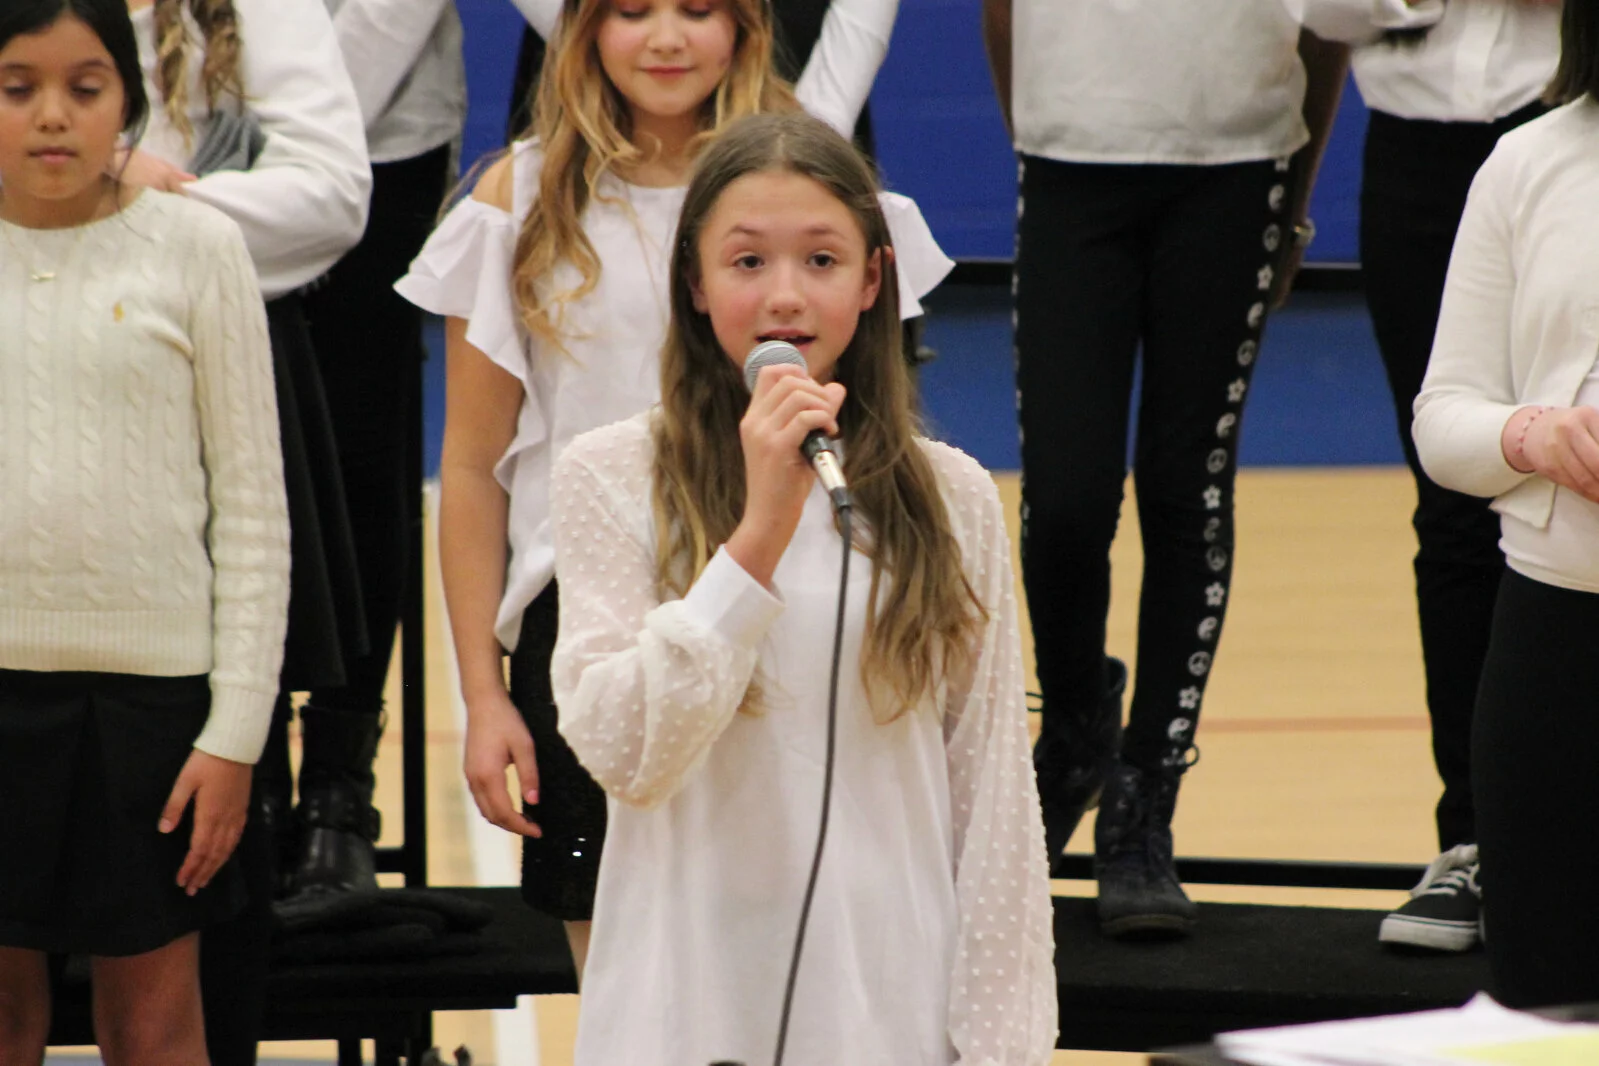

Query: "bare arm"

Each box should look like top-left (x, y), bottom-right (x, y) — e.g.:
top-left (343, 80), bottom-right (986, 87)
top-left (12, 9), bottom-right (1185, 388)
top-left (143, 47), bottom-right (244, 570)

top-left (1273, 28), bottom-right (1350, 307)
top-left (439, 315), bottom-right (520, 709)
top-left (981, 0), bottom-right (1014, 141)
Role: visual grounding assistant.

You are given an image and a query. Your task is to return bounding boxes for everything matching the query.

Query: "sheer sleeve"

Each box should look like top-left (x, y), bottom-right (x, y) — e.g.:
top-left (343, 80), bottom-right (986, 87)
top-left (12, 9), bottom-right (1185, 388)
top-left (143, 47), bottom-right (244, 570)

top-left (929, 444), bottom-right (1057, 1065)
top-left (549, 420), bottom-right (785, 809)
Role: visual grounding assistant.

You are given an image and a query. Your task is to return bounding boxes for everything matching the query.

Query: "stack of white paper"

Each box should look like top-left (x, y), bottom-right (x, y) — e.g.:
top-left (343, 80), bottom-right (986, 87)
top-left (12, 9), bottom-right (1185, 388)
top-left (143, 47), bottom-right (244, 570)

top-left (1216, 993), bottom-right (1599, 1066)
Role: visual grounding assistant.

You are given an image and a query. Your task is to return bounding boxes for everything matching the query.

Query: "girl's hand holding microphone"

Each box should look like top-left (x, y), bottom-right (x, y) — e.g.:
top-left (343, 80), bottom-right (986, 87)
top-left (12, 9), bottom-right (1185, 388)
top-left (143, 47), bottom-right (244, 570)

top-left (1503, 404), bottom-right (1599, 504)
top-left (725, 363), bottom-right (845, 589)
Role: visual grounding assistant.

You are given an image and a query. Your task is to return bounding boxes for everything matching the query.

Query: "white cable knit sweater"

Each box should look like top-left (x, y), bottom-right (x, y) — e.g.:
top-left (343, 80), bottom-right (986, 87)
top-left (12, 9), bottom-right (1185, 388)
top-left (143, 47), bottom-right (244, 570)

top-left (0, 190), bottom-right (290, 764)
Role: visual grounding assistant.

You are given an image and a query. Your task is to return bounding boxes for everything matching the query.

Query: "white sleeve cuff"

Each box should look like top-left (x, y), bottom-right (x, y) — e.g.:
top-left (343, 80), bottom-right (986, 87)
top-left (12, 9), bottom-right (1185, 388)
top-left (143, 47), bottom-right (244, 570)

top-left (678, 547), bottom-right (785, 651)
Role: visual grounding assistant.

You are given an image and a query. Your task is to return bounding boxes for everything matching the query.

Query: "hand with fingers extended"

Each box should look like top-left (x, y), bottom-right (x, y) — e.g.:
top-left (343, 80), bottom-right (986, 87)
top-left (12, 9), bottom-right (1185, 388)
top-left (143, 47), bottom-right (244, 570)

top-left (725, 363), bottom-right (846, 589)
top-left (462, 688), bottom-right (543, 838)
top-left (1503, 404), bottom-right (1599, 504)
top-left (160, 749), bottom-right (252, 896)
top-left (112, 148), bottom-right (196, 192)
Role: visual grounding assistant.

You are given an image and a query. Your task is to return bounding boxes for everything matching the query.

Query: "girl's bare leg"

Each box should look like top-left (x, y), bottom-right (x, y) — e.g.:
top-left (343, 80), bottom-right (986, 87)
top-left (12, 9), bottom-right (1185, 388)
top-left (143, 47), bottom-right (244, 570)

top-left (92, 932), bottom-right (208, 1066)
top-left (0, 947), bottom-right (49, 1066)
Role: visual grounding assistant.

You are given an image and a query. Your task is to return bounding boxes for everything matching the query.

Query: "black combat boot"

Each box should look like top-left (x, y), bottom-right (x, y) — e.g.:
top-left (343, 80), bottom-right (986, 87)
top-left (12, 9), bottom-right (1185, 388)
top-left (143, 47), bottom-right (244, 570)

top-left (288, 704), bottom-right (383, 898)
top-left (1093, 753), bottom-right (1198, 939)
top-left (1034, 657), bottom-right (1127, 877)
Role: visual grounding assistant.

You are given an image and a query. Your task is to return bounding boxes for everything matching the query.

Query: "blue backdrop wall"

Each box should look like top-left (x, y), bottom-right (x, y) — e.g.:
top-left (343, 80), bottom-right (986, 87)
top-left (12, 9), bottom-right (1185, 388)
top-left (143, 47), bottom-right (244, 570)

top-left (454, 0), bottom-right (1369, 265)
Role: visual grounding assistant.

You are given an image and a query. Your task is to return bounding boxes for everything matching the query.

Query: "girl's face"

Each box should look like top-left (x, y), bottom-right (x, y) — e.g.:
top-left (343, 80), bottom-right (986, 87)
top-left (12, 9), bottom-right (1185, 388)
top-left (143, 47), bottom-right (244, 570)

top-left (692, 169), bottom-right (883, 385)
top-left (0, 14), bottom-right (126, 226)
top-left (597, 0), bottom-right (736, 137)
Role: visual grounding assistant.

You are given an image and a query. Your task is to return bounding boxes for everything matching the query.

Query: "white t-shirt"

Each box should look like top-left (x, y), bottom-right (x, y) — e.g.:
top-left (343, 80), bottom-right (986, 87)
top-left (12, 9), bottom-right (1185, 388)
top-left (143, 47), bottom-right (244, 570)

top-left (1012, 0), bottom-right (1310, 165)
top-left (394, 140), bottom-right (952, 651)
top-left (550, 412), bottom-right (1056, 1066)
top-left (325, 0), bottom-right (468, 163)
top-left (1298, 0), bottom-right (1560, 122)
top-left (131, 0), bottom-right (371, 299)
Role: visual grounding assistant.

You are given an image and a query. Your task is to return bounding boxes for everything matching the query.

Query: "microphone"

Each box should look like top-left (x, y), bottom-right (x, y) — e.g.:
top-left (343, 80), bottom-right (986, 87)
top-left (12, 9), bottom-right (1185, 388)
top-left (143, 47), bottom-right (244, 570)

top-left (742, 340), bottom-right (851, 511)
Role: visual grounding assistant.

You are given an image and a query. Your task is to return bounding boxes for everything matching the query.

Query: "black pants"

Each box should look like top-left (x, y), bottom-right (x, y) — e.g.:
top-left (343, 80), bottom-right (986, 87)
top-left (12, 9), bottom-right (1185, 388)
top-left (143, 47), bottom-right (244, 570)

top-left (1361, 105), bottom-right (1543, 850)
top-left (1015, 155), bottom-right (1291, 770)
top-left (302, 144), bottom-right (453, 716)
top-left (1473, 568), bottom-right (1599, 1008)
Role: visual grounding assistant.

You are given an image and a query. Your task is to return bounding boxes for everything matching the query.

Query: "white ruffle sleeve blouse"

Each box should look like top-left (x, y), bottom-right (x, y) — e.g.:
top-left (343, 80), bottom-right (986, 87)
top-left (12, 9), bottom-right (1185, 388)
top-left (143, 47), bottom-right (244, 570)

top-left (548, 411), bottom-right (1056, 1066)
top-left (394, 139), bottom-right (953, 650)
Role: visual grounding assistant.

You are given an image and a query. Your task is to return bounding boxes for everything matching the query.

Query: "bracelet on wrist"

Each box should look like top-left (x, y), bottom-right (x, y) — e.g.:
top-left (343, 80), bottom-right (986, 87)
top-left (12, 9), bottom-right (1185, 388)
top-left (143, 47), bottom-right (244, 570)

top-left (1513, 405), bottom-right (1552, 472)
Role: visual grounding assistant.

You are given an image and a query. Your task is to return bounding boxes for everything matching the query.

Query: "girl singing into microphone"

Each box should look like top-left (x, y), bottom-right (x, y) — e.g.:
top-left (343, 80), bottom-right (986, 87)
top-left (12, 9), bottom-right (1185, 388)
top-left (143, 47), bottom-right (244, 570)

top-left (548, 111), bottom-right (1055, 1066)
top-left (396, 0), bottom-right (948, 978)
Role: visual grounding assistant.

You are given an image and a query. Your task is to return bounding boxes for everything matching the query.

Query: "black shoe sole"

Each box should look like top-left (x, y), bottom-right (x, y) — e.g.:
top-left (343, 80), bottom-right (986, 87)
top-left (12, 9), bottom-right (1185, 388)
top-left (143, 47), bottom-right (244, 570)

top-left (1099, 912), bottom-right (1197, 940)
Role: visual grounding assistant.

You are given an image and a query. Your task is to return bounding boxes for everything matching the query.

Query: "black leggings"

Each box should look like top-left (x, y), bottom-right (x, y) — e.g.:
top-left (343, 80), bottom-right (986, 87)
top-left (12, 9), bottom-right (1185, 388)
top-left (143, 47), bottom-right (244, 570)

top-left (1361, 105), bottom-right (1543, 851)
top-left (302, 144), bottom-right (453, 717)
top-left (1014, 155), bottom-right (1291, 770)
top-left (1473, 568), bottom-right (1599, 1008)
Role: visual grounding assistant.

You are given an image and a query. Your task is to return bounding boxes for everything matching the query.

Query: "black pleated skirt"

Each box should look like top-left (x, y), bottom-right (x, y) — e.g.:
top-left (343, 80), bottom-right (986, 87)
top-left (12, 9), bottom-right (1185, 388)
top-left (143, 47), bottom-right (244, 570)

top-left (266, 295), bottom-right (368, 691)
top-left (0, 670), bottom-right (247, 956)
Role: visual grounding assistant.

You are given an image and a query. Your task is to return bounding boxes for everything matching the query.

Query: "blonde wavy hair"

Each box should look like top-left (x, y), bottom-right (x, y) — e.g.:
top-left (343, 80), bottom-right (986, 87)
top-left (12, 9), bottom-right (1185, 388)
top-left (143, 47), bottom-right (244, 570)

top-left (513, 0), bottom-right (797, 349)
top-left (652, 112), bottom-right (988, 723)
top-left (149, 0), bottom-right (243, 145)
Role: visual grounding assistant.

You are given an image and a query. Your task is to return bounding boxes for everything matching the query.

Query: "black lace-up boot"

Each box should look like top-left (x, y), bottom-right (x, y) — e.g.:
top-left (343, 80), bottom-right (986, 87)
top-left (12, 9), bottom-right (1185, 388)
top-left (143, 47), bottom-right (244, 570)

top-left (1094, 750), bottom-right (1199, 939)
top-left (288, 704), bottom-right (383, 899)
top-left (1034, 657), bottom-right (1127, 877)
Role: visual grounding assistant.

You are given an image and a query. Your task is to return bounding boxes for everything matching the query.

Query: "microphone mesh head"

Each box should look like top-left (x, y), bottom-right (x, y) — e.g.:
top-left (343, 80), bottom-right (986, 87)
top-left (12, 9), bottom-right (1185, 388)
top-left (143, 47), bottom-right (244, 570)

top-left (743, 340), bottom-right (806, 392)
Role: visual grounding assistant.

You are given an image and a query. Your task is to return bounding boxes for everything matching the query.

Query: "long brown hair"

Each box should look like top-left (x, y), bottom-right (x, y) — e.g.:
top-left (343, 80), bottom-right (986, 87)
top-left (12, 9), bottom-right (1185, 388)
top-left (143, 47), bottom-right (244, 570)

top-left (149, 0), bottom-right (242, 145)
top-left (1548, 0), bottom-right (1599, 105)
top-left (652, 112), bottom-right (987, 722)
top-left (512, 0), bottom-right (796, 350)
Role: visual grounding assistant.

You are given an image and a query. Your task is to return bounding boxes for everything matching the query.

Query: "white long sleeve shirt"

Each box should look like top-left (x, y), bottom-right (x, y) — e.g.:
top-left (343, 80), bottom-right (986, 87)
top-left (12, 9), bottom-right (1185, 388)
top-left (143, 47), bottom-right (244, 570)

top-left (506, 0), bottom-right (900, 138)
top-left (0, 192), bottom-right (290, 763)
top-left (325, 0), bottom-right (467, 163)
top-left (1013, 0), bottom-right (1309, 165)
top-left (1413, 99), bottom-right (1599, 591)
top-left (1295, 0), bottom-right (1559, 122)
top-left (395, 139), bottom-right (952, 651)
top-left (549, 412), bottom-right (1056, 1066)
top-left (131, 0), bottom-right (371, 299)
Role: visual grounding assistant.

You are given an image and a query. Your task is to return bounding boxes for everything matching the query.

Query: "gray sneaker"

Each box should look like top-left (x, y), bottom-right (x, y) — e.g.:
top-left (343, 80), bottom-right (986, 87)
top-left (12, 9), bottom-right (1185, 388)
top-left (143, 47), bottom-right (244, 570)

top-left (1378, 844), bottom-right (1481, 952)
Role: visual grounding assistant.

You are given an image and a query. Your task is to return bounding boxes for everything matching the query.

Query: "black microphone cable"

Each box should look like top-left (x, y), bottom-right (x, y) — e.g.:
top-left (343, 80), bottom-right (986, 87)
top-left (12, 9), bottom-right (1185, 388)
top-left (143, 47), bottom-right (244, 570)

top-left (770, 498), bottom-right (852, 1066)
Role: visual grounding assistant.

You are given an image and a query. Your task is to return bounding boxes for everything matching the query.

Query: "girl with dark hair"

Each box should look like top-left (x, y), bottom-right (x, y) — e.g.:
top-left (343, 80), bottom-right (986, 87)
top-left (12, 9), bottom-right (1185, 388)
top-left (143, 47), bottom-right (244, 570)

top-left (1413, 0), bottom-right (1599, 1008)
top-left (1296, 0), bottom-right (1561, 955)
top-left (397, 0), bottom-right (946, 981)
top-left (549, 108), bottom-right (1054, 1066)
top-left (0, 1), bottom-right (289, 1060)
